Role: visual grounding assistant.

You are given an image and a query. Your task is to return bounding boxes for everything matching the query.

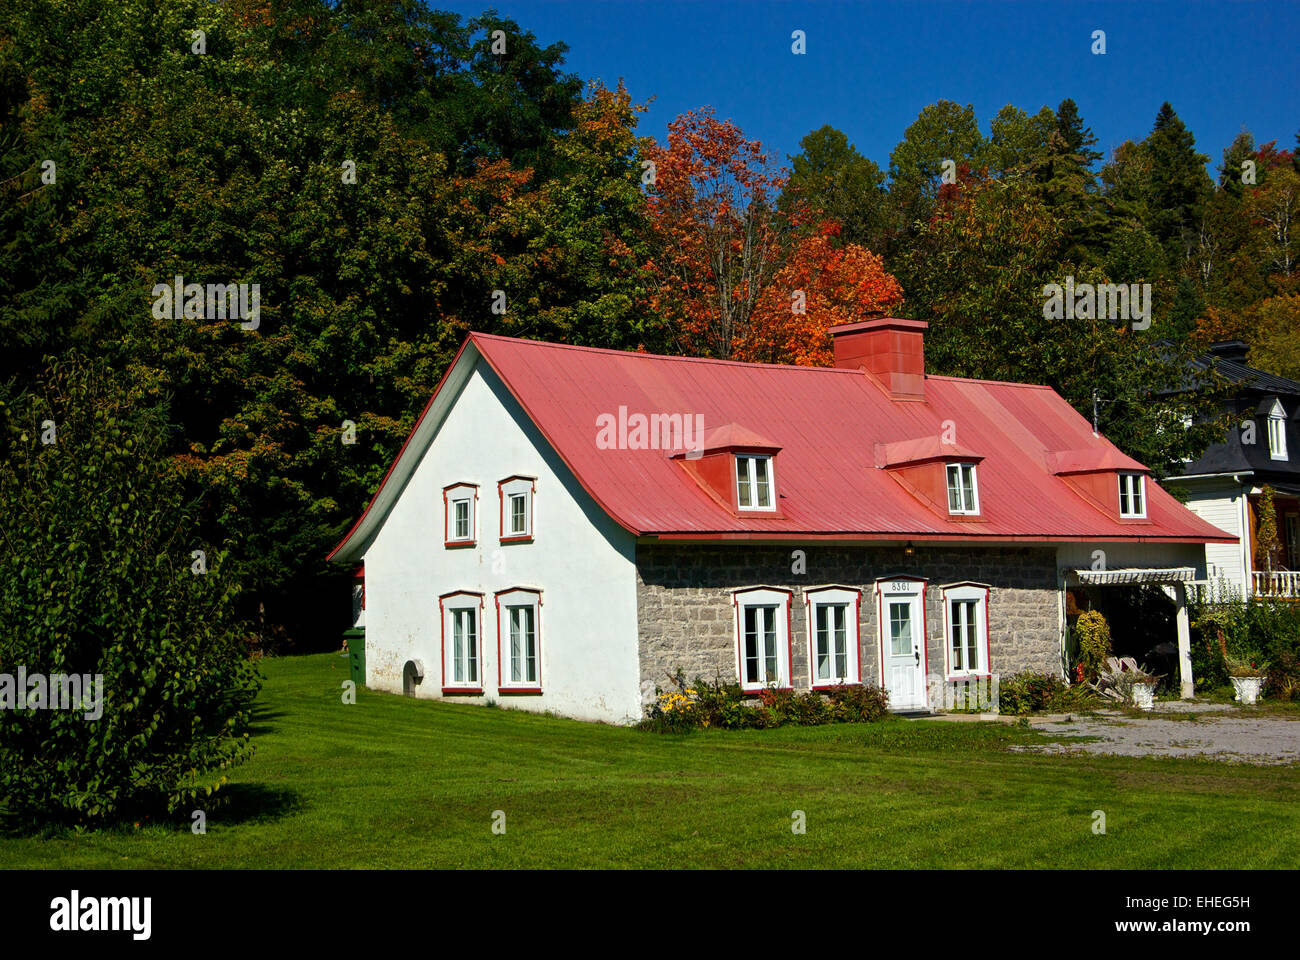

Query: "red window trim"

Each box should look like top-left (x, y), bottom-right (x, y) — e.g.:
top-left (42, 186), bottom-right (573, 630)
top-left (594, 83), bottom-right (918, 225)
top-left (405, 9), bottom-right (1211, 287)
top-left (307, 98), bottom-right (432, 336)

top-left (803, 585), bottom-right (862, 688)
top-left (495, 587), bottom-right (543, 692)
top-left (938, 582), bottom-right (992, 681)
top-left (498, 476), bottom-right (537, 543)
top-left (439, 590), bottom-right (484, 692)
top-left (874, 575), bottom-right (930, 707)
top-left (731, 586), bottom-right (794, 691)
top-left (443, 483), bottom-right (479, 548)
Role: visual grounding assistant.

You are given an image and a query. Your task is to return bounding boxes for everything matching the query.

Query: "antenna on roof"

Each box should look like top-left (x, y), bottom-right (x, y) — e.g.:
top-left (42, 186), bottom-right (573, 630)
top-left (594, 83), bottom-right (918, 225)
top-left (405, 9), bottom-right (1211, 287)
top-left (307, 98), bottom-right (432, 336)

top-left (1092, 388), bottom-right (1100, 437)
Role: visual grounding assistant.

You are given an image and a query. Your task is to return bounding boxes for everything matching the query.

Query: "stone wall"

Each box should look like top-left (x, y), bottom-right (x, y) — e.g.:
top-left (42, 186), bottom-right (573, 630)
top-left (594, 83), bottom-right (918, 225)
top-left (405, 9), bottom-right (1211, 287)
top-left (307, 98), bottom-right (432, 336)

top-left (635, 543), bottom-right (1061, 711)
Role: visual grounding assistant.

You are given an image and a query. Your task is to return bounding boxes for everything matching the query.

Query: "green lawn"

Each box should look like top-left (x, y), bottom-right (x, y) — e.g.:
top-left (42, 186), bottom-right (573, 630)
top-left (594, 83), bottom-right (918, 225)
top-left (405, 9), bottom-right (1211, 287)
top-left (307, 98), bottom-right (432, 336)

top-left (3, 653), bottom-right (1299, 868)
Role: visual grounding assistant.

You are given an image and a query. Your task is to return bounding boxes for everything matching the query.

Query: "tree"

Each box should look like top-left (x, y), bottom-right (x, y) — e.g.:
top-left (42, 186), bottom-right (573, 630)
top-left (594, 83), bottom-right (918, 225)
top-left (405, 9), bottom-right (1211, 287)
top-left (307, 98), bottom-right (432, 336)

top-left (737, 222), bottom-right (903, 365)
top-left (782, 125), bottom-right (889, 250)
top-left (1145, 102), bottom-right (1213, 260)
top-left (895, 175), bottom-right (1226, 476)
top-left (0, 356), bottom-right (260, 826)
top-left (887, 100), bottom-right (987, 239)
top-left (987, 104), bottom-right (1056, 179)
top-left (642, 107), bottom-right (790, 359)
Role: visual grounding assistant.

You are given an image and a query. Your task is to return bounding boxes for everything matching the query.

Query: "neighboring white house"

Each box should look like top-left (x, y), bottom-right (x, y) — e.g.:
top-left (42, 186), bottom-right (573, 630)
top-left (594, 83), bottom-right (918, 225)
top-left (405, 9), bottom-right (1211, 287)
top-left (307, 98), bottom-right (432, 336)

top-left (329, 323), bottom-right (1236, 723)
top-left (1164, 342), bottom-right (1300, 601)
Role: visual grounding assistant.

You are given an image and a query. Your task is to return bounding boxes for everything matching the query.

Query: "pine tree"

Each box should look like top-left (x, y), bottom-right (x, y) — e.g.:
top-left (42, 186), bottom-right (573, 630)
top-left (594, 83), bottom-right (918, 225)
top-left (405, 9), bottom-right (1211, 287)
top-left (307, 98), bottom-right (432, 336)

top-left (1145, 102), bottom-right (1212, 259)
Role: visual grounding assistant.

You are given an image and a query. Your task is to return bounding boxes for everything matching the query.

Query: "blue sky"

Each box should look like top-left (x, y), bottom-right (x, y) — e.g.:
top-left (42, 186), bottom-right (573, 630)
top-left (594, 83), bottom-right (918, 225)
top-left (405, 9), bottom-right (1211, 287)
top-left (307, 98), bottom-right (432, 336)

top-left (438, 0), bottom-right (1298, 176)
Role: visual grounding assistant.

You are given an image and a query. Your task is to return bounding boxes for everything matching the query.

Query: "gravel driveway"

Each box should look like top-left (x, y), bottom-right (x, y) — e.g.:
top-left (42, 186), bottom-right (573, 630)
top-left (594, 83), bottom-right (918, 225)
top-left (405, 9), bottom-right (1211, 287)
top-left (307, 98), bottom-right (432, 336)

top-left (1008, 701), bottom-right (1300, 765)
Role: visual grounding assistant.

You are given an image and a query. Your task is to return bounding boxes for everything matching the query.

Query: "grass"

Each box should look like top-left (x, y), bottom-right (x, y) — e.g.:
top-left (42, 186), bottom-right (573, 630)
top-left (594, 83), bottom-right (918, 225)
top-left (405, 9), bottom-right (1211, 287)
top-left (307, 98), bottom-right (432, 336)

top-left (2, 652), bottom-right (1299, 868)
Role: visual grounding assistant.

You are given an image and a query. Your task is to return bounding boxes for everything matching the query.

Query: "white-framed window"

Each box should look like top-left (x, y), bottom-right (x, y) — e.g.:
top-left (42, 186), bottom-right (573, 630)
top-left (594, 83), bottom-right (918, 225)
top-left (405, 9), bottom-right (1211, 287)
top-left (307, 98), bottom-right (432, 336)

top-left (440, 592), bottom-right (482, 690)
top-left (942, 584), bottom-right (989, 678)
top-left (735, 455), bottom-right (776, 511)
top-left (1118, 472), bottom-right (1146, 518)
top-left (443, 483), bottom-right (478, 546)
top-left (496, 588), bottom-right (541, 690)
top-left (946, 462), bottom-right (979, 515)
top-left (732, 587), bottom-right (791, 690)
top-left (498, 476), bottom-right (535, 541)
top-left (1268, 400), bottom-right (1288, 461)
top-left (805, 587), bottom-right (860, 686)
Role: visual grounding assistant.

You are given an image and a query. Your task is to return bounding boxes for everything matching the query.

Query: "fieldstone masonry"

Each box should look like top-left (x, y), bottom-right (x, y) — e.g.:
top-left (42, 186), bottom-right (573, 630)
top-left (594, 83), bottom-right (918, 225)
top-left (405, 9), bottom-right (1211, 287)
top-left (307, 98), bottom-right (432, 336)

top-left (635, 543), bottom-right (1061, 712)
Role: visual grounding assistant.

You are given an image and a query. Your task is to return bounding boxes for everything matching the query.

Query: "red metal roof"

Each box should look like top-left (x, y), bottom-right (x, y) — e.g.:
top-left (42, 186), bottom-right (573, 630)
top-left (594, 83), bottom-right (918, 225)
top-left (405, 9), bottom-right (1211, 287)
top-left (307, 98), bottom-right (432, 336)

top-left (329, 332), bottom-right (1236, 560)
top-left (467, 334), bottom-right (1233, 543)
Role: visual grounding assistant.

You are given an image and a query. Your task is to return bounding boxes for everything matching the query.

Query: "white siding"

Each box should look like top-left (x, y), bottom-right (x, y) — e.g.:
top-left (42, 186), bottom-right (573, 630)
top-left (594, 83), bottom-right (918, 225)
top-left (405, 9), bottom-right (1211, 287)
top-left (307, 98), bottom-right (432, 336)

top-left (361, 356), bottom-right (642, 723)
top-left (1179, 483), bottom-right (1248, 596)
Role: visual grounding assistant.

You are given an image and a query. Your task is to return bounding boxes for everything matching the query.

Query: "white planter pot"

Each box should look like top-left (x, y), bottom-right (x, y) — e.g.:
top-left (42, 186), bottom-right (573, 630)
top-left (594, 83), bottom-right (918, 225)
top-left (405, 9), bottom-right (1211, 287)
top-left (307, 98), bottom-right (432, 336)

top-left (1130, 682), bottom-right (1156, 711)
top-left (1231, 676), bottom-right (1264, 705)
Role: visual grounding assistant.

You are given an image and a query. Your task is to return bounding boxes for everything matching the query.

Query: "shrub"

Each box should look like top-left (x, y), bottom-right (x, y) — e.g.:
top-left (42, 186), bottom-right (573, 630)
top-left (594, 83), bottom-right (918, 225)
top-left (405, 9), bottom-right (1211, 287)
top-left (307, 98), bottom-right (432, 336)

top-left (0, 358), bottom-right (261, 827)
top-left (639, 671), bottom-right (888, 732)
top-left (1190, 596), bottom-right (1300, 690)
top-left (825, 682), bottom-right (890, 722)
top-left (1072, 610), bottom-right (1112, 682)
top-left (998, 672), bottom-right (1097, 715)
top-left (1265, 651), bottom-right (1300, 701)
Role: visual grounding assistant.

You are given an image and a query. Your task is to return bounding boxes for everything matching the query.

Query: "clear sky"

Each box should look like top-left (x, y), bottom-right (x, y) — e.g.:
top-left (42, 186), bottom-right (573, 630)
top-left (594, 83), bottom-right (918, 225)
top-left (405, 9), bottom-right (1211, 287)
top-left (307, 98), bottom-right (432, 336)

top-left (436, 0), bottom-right (1298, 176)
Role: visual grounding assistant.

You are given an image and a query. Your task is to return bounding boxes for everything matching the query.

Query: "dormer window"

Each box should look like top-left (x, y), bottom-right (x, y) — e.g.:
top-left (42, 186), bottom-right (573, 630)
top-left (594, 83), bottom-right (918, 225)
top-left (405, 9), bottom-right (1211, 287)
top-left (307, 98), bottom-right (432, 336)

top-left (443, 483), bottom-right (478, 547)
top-left (1268, 400), bottom-right (1288, 461)
top-left (1118, 473), bottom-right (1146, 518)
top-left (736, 455), bottom-right (775, 511)
top-left (945, 463), bottom-right (979, 515)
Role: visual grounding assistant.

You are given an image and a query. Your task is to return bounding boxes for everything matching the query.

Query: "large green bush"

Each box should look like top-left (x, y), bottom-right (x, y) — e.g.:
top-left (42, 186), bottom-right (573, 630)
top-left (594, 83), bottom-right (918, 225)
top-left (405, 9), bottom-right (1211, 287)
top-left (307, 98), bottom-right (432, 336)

top-left (1190, 597), bottom-right (1300, 693)
top-left (0, 358), bottom-right (260, 827)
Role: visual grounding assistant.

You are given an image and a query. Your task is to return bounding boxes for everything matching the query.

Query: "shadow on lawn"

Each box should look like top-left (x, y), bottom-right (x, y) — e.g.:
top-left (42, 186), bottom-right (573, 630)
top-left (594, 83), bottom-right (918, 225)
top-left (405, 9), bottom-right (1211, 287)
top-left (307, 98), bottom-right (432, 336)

top-left (214, 782), bottom-right (304, 826)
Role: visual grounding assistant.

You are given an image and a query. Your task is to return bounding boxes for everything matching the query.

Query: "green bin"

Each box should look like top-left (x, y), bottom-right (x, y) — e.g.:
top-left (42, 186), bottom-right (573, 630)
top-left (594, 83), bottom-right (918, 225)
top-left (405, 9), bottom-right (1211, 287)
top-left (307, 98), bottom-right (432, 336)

top-left (344, 627), bottom-right (366, 687)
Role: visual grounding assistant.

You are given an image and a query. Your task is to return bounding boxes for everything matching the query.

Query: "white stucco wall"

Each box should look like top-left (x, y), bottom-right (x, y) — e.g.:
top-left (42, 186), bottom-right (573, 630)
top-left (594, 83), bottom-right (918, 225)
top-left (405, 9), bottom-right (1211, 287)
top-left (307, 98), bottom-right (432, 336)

top-left (361, 356), bottom-right (642, 724)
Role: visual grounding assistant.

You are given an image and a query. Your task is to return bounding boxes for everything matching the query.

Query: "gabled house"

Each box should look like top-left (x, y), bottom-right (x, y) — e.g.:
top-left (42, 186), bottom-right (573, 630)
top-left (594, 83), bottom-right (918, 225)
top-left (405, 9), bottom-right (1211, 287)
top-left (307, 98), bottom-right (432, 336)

top-left (328, 319), bottom-right (1235, 723)
top-left (1166, 341), bottom-right (1300, 600)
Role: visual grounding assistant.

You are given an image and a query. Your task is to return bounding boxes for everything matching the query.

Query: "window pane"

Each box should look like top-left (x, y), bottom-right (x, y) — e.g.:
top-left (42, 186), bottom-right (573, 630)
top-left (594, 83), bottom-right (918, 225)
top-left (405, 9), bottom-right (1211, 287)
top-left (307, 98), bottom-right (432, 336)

top-left (754, 458), bottom-right (771, 507)
top-left (466, 610), bottom-right (478, 683)
top-left (833, 605), bottom-right (847, 678)
top-left (523, 607), bottom-right (536, 682)
top-left (947, 465), bottom-right (961, 512)
top-left (1132, 478), bottom-right (1143, 514)
top-left (454, 500), bottom-right (470, 539)
top-left (961, 465), bottom-right (977, 512)
top-left (744, 606), bottom-right (759, 682)
top-left (950, 600), bottom-right (963, 670)
top-left (509, 608), bottom-right (522, 681)
top-left (815, 605), bottom-right (830, 679)
top-left (762, 607), bottom-right (777, 682)
top-left (510, 494), bottom-right (527, 534)
top-left (890, 602), bottom-right (911, 656)
top-left (453, 611), bottom-right (465, 682)
top-left (964, 602), bottom-right (979, 672)
top-left (737, 458), bottom-right (752, 507)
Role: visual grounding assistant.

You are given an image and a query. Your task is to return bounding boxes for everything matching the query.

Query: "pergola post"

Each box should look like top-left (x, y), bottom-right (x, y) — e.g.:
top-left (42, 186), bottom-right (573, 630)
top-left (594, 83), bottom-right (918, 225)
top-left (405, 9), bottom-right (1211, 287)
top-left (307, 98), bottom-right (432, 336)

top-left (1173, 581), bottom-right (1194, 699)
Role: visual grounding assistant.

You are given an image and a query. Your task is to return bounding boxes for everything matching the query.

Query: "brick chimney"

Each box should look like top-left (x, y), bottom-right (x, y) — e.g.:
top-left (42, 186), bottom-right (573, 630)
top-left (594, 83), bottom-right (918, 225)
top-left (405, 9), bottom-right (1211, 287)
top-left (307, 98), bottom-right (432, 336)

top-left (830, 317), bottom-right (928, 401)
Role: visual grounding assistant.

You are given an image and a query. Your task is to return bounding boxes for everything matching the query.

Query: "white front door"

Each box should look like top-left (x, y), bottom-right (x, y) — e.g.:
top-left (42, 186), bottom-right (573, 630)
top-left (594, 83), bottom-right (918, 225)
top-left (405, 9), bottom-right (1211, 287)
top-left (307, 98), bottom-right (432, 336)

top-left (881, 588), bottom-right (926, 710)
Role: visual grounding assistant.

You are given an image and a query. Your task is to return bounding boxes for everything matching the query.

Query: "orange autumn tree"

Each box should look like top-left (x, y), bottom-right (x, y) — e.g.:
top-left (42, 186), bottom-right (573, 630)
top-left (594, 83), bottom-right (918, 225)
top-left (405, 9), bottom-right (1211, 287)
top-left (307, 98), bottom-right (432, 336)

top-left (644, 108), bottom-right (903, 364)
top-left (740, 221), bottom-right (903, 364)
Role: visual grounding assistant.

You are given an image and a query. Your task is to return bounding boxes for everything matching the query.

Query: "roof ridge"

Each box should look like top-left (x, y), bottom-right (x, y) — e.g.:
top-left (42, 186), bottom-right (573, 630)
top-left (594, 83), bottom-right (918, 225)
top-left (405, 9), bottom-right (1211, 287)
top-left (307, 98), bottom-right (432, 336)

top-left (470, 332), bottom-right (864, 374)
top-left (472, 333), bottom-right (1060, 390)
